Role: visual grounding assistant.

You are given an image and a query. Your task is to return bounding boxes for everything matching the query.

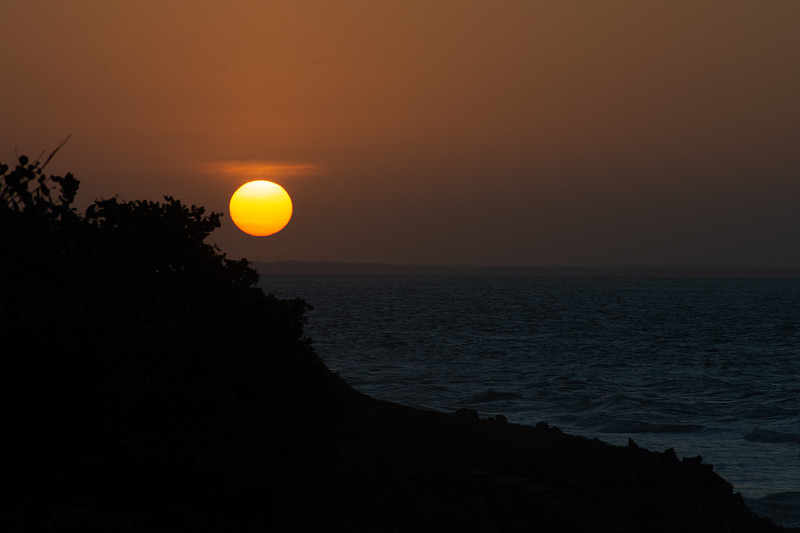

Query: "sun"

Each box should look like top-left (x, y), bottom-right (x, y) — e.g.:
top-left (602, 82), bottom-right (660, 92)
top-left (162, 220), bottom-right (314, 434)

top-left (229, 180), bottom-right (293, 236)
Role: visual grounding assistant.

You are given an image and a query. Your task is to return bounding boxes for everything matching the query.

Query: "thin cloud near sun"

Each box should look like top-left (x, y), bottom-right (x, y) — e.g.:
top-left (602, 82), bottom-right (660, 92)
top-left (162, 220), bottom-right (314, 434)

top-left (200, 161), bottom-right (319, 182)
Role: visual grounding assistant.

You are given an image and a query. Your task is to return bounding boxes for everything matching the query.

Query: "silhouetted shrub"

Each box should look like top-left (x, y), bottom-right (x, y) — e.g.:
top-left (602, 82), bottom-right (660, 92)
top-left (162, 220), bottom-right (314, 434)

top-left (1, 154), bottom-right (342, 531)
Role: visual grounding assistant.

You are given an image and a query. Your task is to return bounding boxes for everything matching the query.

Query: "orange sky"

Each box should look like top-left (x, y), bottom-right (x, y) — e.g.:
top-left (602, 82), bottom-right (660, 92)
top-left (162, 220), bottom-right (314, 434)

top-left (4, 1), bottom-right (800, 266)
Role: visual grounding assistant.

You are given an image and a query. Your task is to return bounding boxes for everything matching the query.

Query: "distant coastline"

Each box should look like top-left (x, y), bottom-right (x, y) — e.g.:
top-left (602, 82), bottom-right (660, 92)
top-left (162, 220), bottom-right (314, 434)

top-left (253, 260), bottom-right (800, 278)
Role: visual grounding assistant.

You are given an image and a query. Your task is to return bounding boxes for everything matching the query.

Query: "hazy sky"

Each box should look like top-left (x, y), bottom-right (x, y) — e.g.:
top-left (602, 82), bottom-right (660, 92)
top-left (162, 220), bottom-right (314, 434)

top-left (4, 1), bottom-right (799, 266)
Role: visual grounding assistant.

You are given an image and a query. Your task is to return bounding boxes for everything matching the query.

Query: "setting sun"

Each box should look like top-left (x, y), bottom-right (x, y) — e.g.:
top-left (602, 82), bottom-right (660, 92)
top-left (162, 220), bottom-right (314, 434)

top-left (229, 180), bottom-right (293, 236)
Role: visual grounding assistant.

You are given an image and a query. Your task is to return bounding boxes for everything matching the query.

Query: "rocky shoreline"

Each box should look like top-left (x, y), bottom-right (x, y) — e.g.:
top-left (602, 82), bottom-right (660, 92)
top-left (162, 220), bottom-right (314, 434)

top-left (297, 384), bottom-right (798, 532)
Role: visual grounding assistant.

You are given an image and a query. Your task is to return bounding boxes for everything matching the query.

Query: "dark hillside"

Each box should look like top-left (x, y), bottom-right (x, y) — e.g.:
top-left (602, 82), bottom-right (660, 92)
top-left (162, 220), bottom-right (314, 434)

top-left (1, 156), bottom-right (794, 532)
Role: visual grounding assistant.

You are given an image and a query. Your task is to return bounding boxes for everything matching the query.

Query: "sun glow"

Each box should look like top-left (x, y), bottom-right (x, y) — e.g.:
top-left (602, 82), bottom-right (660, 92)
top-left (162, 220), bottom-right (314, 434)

top-left (229, 180), bottom-right (293, 236)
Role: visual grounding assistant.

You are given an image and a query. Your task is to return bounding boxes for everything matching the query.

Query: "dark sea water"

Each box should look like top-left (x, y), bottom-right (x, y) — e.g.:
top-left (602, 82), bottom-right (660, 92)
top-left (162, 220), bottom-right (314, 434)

top-left (259, 275), bottom-right (800, 527)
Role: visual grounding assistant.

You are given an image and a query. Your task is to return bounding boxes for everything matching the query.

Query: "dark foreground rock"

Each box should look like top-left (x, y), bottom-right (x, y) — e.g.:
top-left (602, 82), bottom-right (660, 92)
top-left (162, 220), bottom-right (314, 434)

top-left (301, 387), bottom-right (793, 533)
top-left (10, 368), bottom-right (795, 532)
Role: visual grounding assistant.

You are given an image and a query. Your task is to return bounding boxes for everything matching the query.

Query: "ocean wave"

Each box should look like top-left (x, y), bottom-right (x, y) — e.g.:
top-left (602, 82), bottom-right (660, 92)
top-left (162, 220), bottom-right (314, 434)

top-left (569, 414), bottom-right (705, 434)
top-left (469, 388), bottom-right (522, 404)
top-left (591, 391), bottom-right (627, 404)
top-left (744, 492), bottom-right (800, 528)
top-left (743, 428), bottom-right (800, 444)
top-left (742, 405), bottom-right (800, 419)
top-left (598, 419), bottom-right (705, 434)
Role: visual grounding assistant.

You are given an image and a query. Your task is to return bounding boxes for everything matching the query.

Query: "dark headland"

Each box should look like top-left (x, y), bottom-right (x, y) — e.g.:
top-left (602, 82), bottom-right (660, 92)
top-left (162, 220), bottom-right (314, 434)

top-left (3, 158), bottom-right (797, 531)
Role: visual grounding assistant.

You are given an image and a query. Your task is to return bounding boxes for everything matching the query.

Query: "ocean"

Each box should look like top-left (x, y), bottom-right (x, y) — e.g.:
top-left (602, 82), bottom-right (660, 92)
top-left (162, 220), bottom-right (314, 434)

top-left (259, 274), bottom-right (800, 527)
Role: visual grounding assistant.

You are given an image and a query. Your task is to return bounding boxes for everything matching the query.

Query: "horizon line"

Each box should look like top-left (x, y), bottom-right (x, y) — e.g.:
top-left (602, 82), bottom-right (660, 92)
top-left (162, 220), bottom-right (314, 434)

top-left (251, 260), bottom-right (800, 278)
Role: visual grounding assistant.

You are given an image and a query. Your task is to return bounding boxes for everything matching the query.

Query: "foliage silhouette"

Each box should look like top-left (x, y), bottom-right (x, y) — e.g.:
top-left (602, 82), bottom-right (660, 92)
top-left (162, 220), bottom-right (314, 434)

top-left (1, 155), bottom-right (344, 531)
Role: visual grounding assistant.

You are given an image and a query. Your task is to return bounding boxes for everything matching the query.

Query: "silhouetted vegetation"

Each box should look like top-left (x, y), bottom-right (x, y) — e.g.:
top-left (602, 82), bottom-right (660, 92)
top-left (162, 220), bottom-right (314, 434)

top-left (2, 155), bottom-right (790, 532)
top-left (1, 155), bottom-right (345, 531)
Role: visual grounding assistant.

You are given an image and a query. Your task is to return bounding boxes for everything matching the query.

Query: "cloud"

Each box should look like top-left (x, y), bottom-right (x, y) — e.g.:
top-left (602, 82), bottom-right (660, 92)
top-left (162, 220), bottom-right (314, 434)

top-left (199, 161), bottom-right (319, 183)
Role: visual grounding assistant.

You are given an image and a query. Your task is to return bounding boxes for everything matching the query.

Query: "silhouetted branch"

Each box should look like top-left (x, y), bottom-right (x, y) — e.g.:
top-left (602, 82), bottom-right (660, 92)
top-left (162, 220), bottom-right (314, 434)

top-left (40, 134), bottom-right (71, 170)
